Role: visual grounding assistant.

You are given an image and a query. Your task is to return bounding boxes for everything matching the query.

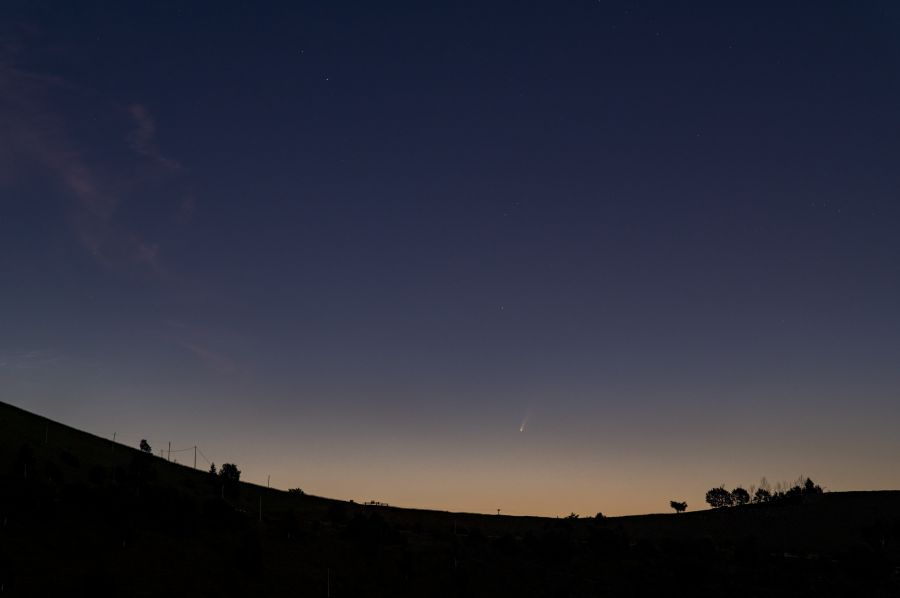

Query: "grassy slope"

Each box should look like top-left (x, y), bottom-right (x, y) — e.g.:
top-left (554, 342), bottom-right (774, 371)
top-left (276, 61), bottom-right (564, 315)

top-left (2, 400), bottom-right (900, 597)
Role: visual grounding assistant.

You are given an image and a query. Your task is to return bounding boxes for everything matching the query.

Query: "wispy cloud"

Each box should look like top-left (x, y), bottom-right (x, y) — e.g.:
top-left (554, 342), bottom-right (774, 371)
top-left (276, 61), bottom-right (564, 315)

top-left (127, 103), bottom-right (181, 170)
top-left (0, 34), bottom-right (187, 278)
top-left (0, 350), bottom-right (63, 370)
top-left (162, 320), bottom-right (243, 376)
top-left (180, 342), bottom-right (238, 374)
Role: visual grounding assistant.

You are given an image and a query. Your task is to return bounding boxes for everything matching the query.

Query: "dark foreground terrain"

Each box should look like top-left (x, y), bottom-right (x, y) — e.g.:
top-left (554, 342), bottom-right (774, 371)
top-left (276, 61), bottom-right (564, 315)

top-left (1, 401), bottom-right (899, 597)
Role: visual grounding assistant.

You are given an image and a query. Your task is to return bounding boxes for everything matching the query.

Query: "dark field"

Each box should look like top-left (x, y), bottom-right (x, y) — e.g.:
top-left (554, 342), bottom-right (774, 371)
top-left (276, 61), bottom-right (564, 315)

top-left (2, 400), bottom-right (899, 597)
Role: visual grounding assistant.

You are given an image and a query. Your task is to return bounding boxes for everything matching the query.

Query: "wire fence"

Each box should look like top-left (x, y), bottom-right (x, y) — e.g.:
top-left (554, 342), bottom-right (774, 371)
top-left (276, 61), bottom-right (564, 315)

top-left (106, 435), bottom-right (287, 495)
top-left (8, 413), bottom-right (565, 518)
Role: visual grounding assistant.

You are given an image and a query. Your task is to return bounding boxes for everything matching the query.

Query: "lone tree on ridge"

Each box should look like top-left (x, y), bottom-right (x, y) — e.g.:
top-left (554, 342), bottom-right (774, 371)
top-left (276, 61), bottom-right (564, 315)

top-left (219, 463), bottom-right (241, 483)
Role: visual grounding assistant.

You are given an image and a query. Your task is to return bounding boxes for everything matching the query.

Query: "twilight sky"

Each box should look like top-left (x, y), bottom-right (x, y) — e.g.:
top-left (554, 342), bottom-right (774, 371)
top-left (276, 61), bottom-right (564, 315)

top-left (2, 1), bottom-right (900, 516)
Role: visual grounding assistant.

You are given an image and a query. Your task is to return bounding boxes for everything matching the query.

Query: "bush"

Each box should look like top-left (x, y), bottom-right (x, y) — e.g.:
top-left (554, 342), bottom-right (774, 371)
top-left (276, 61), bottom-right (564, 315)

top-left (803, 478), bottom-right (823, 496)
top-left (708, 477), bottom-right (824, 507)
top-left (670, 500), bottom-right (687, 513)
top-left (219, 463), bottom-right (240, 483)
top-left (705, 487), bottom-right (734, 509)
top-left (753, 488), bottom-right (771, 503)
top-left (732, 487), bottom-right (750, 506)
top-left (218, 463), bottom-right (240, 498)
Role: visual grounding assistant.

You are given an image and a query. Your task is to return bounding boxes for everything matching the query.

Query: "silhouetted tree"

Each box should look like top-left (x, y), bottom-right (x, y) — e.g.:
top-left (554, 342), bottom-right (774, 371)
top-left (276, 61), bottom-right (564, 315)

top-left (753, 488), bottom-right (771, 503)
top-left (783, 484), bottom-right (803, 503)
top-left (208, 463), bottom-right (217, 475)
top-left (595, 512), bottom-right (605, 519)
top-left (803, 477), bottom-right (823, 495)
top-left (670, 500), bottom-right (687, 513)
top-left (288, 487), bottom-right (304, 495)
top-left (732, 487), bottom-right (750, 506)
top-left (219, 463), bottom-right (240, 483)
top-left (705, 487), bottom-right (733, 509)
top-left (565, 512), bottom-right (580, 519)
top-left (139, 439), bottom-right (152, 453)
top-left (755, 477), bottom-right (823, 505)
top-left (217, 463), bottom-right (240, 499)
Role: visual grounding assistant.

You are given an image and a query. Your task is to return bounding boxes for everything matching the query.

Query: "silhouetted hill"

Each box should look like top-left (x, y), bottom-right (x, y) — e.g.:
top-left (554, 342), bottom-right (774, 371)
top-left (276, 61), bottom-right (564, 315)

top-left (2, 400), bottom-right (899, 596)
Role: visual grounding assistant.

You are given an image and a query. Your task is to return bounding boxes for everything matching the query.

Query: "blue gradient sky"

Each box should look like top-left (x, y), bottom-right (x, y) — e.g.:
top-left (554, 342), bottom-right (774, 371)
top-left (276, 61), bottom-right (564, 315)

top-left (2, 1), bottom-right (900, 515)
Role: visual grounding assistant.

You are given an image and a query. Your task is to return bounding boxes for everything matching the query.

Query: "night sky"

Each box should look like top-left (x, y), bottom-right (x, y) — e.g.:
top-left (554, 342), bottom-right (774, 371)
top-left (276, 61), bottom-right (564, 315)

top-left (2, 1), bottom-right (900, 516)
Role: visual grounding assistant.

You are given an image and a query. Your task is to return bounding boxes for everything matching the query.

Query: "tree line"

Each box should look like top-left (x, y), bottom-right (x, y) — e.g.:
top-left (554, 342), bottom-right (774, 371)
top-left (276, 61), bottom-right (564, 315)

top-left (705, 477), bottom-right (823, 508)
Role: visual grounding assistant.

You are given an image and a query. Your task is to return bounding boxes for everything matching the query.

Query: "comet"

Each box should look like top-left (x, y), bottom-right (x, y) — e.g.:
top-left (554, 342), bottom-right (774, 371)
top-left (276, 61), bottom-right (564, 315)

top-left (519, 404), bottom-right (534, 433)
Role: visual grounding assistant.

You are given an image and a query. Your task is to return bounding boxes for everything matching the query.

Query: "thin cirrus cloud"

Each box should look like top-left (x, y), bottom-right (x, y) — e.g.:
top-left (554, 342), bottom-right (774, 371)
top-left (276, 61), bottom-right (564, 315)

top-left (179, 342), bottom-right (238, 375)
top-left (0, 350), bottom-right (63, 370)
top-left (127, 103), bottom-right (181, 171)
top-left (0, 44), bottom-right (185, 278)
top-left (162, 319), bottom-right (241, 376)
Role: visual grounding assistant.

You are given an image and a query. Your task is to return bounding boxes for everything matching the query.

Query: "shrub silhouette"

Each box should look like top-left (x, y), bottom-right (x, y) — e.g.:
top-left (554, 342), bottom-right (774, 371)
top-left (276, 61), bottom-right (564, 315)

top-left (763, 477), bottom-right (822, 505)
top-left (219, 463), bottom-right (240, 483)
top-left (753, 488), bottom-right (771, 503)
top-left (708, 477), bottom-right (824, 507)
top-left (670, 500), bottom-right (687, 513)
top-left (705, 487), bottom-right (733, 509)
top-left (139, 439), bottom-right (152, 453)
top-left (732, 487), bottom-right (750, 506)
top-left (779, 485), bottom-right (804, 504)
top-left (218, 463), bottom-right (240, 498)
top-left (803, 477), bottom-right (823, 496)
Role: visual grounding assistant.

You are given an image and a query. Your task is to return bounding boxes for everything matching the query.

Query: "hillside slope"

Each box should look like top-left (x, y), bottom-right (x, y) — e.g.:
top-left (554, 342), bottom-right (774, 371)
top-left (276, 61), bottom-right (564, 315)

top-left (2, 400), bottom-right (899, 596)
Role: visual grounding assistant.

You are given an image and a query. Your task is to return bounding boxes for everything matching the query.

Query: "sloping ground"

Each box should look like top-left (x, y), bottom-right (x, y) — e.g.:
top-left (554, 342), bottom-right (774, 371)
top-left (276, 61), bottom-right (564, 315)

top-left (2, 400), bottom-right (899, 597)
top-left (616, 491), bottom-right (900, 554)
